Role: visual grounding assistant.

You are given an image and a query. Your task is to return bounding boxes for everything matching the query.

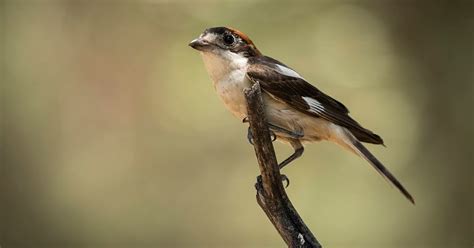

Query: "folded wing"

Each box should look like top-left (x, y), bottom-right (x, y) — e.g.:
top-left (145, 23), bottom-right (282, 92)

top-left (246, 56), bottom-right (383, 145)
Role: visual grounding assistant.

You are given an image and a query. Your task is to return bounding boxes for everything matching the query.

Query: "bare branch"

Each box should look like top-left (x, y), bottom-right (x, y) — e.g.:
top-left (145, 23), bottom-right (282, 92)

top-left (244, 83), bottom-right (322, 248)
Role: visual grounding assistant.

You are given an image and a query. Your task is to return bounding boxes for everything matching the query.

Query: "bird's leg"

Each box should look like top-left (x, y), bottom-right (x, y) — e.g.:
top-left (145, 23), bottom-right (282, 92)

top-left (268, 123), bottom-right (303, 139)
top-left (245, 116), bottom-right (297, 140)
top-left (246, 125), bottom-right (276, 145)
top-left (245, 116), bottom-right (300, 138)
top-left (279, 141), bottom-right (304, 170)
top-left (255, 140), bottom-right (303, 188)
top-left (246, 119), bottom-right (302, 187)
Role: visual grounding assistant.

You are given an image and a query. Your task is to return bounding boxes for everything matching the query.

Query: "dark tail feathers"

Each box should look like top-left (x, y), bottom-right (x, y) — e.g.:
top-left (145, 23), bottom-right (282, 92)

top-left (351, 128), bottom-right (384, 145)
top-left (351, 138), bottom-right (415, 204)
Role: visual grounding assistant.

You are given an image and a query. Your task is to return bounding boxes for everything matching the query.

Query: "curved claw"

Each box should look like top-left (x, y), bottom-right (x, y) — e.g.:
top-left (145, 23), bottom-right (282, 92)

top-left (255, 174), bottom-right (290, 188)
top-left (247, 127), bottom-right (254, 145)
top-left (256, 175), bottom-right (262, 184)
top-left (281, 174), bottom-right (290, 188)
top-left (242, 117), bottom-right (249, 123)
top-left (270, 131), bottom-right (277, 142)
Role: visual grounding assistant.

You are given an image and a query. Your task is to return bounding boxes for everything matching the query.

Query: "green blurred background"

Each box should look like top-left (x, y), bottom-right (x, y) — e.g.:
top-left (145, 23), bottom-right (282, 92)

top-left (1, 0), bottom-right (472, 247)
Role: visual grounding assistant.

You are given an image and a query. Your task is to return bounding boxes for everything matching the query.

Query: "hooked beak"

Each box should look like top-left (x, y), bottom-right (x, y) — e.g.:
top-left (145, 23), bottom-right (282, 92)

top-left (189, 37), bottom-right (212, 51)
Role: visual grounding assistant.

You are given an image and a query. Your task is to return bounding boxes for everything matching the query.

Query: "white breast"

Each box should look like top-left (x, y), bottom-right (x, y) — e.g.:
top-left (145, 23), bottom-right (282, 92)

top-left (200, 50), bottom-right (250, 119)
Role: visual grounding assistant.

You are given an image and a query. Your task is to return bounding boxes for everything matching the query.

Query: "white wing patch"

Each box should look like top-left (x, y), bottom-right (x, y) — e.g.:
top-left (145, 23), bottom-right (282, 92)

top-left (302, 96), bottom-right (324, 113)
top-left (275, 64), bottom-right (303, 79)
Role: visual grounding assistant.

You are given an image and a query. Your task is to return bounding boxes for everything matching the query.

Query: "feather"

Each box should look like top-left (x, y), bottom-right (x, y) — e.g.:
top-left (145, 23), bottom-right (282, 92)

top-left (247, 56), bottom-right (383, 145)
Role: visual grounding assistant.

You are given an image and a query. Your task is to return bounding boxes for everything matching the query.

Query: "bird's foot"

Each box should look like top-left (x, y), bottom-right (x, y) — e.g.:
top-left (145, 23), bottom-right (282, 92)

top-left (281, 174), bottom-right (290, 187)
top-left (255, 174), bottom-right (290, 188)
top-left (247, 127), bottom-right (276, 145)
top-left (247, 126), bottom-right (254, 145)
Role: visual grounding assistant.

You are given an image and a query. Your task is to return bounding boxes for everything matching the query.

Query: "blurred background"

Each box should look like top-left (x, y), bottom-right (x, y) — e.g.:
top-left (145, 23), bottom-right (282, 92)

top-left (1, 0), bottom-right (472, 247)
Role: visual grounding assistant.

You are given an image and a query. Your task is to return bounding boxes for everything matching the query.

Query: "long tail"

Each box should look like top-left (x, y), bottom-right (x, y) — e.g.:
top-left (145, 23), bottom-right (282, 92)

top-left (337, 128), bottom-right (415, 204)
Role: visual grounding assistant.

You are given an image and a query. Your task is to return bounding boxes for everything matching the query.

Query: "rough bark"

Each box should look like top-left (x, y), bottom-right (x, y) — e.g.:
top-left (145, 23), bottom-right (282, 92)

top-left (244, 83), bottom-right (322, 248)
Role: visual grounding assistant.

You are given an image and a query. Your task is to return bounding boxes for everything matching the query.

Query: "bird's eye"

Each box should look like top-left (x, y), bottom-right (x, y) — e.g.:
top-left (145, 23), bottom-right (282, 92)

top-left (223, 34), bottom-right (235, 45)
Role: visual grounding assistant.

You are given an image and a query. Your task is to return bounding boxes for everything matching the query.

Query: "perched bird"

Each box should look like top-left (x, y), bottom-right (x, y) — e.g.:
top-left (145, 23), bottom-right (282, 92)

top-left (189, 26), bottom-right (414, 204)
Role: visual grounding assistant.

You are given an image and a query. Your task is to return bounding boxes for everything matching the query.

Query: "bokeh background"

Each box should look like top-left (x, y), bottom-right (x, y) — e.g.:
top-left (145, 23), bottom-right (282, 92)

top-left (1, 0), bottom-right (472, 247)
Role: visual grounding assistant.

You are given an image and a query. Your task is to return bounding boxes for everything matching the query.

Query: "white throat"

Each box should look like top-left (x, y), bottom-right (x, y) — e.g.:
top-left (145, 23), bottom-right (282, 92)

top-left (199, 50), bottom-right (250, 119)
top-left (200, 50), bottom-right (248, 84)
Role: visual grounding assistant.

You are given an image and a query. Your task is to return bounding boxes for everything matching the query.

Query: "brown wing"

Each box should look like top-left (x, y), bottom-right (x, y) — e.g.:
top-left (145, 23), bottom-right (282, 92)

top-left (247, 56), bottom-right (383, 145)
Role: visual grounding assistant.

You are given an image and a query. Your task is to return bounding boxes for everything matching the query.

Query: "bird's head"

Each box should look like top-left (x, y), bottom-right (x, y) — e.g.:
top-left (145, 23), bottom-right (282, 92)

top-left (189, 27), bottom-right (261, 58)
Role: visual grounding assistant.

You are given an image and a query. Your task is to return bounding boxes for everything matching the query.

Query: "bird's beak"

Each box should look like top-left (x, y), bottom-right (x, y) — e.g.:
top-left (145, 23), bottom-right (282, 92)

top-left (189, 37), bottom-right (212, 51)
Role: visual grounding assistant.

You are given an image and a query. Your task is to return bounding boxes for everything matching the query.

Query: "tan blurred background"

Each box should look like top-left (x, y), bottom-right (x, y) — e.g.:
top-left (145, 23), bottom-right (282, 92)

top-left (1, 0), bottom-right (472, 247)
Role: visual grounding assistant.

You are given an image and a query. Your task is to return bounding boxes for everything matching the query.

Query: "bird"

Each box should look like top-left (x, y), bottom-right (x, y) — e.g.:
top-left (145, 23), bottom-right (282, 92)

top-left (189, 26), bottom-right (414, 204)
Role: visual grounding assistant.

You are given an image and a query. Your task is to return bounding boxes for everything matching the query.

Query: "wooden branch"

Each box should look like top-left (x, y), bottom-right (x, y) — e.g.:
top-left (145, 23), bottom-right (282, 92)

top-left (244, 83), bottom-right (322, 248)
